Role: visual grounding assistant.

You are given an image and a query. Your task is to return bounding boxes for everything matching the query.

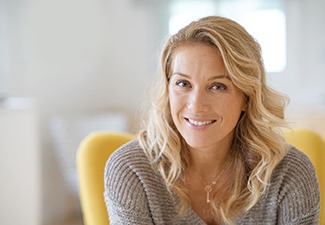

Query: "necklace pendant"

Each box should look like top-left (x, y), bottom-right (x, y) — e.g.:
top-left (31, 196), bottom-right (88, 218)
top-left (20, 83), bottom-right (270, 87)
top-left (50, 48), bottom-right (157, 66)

top-left (205, 185), bottom-right (212, 203)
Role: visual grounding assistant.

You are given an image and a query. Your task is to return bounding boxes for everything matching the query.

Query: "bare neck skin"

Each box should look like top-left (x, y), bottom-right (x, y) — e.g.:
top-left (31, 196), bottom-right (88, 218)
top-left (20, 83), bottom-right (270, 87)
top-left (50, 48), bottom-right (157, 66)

top-left (187, 134), bottom-right (232, 182)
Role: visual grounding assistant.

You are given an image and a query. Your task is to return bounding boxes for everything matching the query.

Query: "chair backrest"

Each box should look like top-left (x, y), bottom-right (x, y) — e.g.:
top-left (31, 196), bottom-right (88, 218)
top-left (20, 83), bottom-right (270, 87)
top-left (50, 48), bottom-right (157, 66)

top-left (284, 128), bottom-right (325, 224)
top-left (76, 132), bottom-right (134, 225)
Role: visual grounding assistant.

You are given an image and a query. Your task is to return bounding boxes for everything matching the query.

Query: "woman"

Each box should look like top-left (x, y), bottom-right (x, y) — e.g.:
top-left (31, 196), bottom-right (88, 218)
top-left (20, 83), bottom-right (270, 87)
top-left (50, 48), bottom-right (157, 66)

top-left (104, 16), bottom-right (320, 224)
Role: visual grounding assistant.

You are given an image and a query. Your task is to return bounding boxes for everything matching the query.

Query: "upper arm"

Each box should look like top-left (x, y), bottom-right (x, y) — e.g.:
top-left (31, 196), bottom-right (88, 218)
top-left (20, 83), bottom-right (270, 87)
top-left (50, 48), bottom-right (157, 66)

top-left (277, 149), bottom-right (320, 224)
top-left (104, 151), bottom-right (154, 225)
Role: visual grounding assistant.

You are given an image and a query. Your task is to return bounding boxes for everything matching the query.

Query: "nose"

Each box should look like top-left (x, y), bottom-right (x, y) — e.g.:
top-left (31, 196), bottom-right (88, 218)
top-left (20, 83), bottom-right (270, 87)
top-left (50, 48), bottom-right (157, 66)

top-left (187, 88), bottom-right (210, 113)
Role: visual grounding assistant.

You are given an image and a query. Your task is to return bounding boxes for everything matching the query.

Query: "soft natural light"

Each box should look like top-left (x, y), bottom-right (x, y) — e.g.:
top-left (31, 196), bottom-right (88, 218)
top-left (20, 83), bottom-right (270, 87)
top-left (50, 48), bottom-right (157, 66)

top-left (168, 1), bottom-right (287, 73)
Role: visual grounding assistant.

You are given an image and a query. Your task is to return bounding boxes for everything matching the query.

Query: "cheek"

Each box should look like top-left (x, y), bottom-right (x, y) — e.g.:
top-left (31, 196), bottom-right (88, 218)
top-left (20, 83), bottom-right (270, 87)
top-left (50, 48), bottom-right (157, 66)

top-left (169, 91), bottom-right (184, 120)
top-left (217, 97), bottom-right (245, 119)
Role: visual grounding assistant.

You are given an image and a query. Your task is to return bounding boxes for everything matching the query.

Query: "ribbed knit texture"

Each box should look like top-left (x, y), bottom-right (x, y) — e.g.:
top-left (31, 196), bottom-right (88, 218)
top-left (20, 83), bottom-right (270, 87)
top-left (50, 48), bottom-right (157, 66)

top-left (104, 139), bottom-right (320, 225)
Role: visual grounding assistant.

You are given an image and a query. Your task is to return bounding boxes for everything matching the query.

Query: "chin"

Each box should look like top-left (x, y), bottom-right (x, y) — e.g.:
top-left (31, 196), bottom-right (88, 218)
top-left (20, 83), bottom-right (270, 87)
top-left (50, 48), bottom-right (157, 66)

top-left (185, 139), bottom-right (211, 150)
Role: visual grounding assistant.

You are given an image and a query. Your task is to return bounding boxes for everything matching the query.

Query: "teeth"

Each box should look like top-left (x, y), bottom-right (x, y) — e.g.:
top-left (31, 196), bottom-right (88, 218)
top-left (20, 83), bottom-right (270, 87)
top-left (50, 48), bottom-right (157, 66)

top-left (188, 119), bottom-right (213, 126)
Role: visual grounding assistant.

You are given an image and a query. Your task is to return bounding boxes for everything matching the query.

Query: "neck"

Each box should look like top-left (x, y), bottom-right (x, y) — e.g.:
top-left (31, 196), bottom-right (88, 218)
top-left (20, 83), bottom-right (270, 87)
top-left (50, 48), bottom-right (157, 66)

top-left (188, 144), bottom-right (231, 182)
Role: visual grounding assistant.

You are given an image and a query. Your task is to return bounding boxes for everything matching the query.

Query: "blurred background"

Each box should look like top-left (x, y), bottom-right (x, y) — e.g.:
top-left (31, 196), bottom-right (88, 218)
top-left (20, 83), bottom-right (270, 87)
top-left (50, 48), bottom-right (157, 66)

top-left (0, 0), bottom-right (324, 224)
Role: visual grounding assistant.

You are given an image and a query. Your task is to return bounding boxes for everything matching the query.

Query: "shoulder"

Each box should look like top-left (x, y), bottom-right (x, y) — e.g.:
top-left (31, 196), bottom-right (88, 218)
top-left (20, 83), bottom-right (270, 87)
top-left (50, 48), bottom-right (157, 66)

top-left (244, 146), bottom-right (320, 223)
top-left (269, 145), bottom-right (320, 223)
top-left (104, 138), bottom-right (152, 183)
top-left (272, 145), bottom-right (319, 194)
top-left (104, 139), bottom-right (160, 223)
top-left (104, 139), bottom-right (154, 208)
top-left (275, 145), bottom-right (317, 182)
top-left (105, 138), bottom-right (149, 170)
top-left (104, 139), bottom-right (180, 224)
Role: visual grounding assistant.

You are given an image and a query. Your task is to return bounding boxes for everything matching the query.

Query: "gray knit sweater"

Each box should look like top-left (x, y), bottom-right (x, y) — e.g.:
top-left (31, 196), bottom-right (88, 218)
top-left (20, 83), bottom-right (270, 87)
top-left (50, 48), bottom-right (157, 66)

top-left (104, 139), bottom-right (320, 225)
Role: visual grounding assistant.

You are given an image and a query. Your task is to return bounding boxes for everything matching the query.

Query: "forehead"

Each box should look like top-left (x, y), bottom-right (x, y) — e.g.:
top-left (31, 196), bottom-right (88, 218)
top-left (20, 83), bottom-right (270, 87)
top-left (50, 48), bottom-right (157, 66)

top-left (171, 43), bottom-right (226, 78)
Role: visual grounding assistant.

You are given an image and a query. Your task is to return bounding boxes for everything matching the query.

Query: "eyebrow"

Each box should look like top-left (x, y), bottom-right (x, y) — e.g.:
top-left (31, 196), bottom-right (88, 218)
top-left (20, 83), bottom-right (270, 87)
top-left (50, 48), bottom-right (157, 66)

top-left (172, 72), bottom-right (229, 81)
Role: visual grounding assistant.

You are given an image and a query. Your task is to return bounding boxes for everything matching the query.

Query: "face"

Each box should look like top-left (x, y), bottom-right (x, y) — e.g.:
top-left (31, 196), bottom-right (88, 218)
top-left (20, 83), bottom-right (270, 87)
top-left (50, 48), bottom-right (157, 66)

top-left (168, 44), bottom-right (246, 153)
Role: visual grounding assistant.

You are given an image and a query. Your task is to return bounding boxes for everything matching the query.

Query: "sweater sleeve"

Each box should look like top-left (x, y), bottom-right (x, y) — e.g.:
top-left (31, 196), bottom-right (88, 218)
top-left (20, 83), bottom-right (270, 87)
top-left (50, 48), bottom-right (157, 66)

top-left (104, 144), bottom-right (154, 225)
top-left (276, 147), bottom-right (320, 225)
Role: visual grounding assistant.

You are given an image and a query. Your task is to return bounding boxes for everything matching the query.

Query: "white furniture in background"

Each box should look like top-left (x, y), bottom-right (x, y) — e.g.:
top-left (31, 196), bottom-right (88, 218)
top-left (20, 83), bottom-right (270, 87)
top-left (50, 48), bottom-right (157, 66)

top-left (0, 97), bottom-right (40, 225)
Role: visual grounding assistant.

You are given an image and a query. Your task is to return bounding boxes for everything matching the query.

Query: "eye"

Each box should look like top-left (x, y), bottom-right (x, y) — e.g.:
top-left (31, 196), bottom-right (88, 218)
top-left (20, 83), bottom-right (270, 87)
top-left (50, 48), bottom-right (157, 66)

top-left (175, 80), bottom-right (191, 88)
top-left (211, 83), bottom-right (227, 90)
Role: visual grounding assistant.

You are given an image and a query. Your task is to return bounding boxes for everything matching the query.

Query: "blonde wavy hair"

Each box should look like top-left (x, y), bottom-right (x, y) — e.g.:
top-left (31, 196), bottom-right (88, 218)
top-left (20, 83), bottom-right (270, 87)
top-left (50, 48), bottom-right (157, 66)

top-left (139, 16), bottom-right (289, 224)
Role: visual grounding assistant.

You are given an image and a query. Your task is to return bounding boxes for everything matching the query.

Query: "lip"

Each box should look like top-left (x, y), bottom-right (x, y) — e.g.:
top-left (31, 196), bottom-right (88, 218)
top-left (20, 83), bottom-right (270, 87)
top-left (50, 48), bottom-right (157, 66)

top-left (185, 117), bottom-right (216, 127)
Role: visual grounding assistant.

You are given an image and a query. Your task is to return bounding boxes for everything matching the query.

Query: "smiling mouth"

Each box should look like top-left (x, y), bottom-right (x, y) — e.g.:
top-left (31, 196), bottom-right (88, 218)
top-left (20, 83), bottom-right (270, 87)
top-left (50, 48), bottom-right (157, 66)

top-left (187, 118), bottom-right (216, 126)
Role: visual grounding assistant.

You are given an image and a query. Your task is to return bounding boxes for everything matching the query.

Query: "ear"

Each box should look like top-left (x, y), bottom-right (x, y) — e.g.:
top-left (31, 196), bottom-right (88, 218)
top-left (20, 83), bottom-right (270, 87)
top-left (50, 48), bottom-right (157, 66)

top-left (242, 103), bottom-right (247, 112)
top-left (242, 95), bottom-right (248, 112)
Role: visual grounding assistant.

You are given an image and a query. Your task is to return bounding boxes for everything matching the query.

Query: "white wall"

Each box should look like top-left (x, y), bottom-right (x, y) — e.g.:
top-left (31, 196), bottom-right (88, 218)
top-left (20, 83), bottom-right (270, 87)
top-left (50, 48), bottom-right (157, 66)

top-left (1, 0), bottom-right (325, 224)
top-left (6, 0), bottom-right (158, 113)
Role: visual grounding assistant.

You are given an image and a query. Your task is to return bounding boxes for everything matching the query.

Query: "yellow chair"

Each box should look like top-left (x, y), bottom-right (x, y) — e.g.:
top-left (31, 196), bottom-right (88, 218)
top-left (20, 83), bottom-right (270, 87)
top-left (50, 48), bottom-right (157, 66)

top-left (285, 128), bottom-right (325, 224)
top-left (76, 131), bottom-right (134, 225)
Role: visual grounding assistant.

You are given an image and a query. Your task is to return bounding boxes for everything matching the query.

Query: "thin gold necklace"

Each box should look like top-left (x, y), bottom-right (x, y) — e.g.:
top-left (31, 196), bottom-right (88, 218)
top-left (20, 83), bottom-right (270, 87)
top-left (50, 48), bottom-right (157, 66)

top-left (192, 161), bottom-right (229, 204)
